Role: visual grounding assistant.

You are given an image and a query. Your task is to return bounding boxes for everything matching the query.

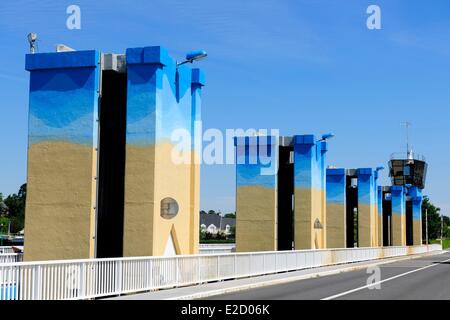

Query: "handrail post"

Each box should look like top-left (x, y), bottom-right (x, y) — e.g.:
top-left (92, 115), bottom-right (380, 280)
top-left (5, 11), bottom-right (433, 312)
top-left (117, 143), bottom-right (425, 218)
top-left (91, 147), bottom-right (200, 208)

top-left (117, 260), bottom-right (122, 295)
top-left (176, 257), bottom-right (179, 286)
top-left (79, 263), bottom-right (86, 299)
top-left (234, 254), bottom-right (237, 278)
top-left (197, 256), bottom-right (201, 284)
top-left (217, 255), bottom-right (220, 281)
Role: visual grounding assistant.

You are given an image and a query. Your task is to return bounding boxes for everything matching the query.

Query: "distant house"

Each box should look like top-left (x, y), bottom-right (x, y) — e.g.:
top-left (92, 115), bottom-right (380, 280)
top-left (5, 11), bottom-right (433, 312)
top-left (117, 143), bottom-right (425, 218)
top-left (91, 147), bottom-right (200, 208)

top-left (200, 213), bottom-right (235, 235)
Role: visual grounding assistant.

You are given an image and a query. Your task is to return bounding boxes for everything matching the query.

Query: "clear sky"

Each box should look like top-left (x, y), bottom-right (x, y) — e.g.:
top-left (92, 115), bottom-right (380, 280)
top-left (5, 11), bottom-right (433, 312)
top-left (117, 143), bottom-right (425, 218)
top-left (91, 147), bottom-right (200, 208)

top-left (0, 0), bottom-right (449, 216)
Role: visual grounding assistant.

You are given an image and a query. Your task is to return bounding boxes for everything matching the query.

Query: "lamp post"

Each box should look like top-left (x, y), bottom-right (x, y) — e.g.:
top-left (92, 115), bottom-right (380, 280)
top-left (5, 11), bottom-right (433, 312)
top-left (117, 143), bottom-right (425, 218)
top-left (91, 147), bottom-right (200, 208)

top-left (440, 209), bottom-right (443, 248)
top-left (425, 208), bottom-right (428, 247)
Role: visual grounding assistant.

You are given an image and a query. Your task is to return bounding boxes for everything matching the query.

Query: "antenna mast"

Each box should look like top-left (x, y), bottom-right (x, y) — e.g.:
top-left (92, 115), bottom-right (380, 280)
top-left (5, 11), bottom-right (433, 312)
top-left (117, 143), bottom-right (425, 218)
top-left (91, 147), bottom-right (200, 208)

top-left (402, 121), bottom-right (412, 160)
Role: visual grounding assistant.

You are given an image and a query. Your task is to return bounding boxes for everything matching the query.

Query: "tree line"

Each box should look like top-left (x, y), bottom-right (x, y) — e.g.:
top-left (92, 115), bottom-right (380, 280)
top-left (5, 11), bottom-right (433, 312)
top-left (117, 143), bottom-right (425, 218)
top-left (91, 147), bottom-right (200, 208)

top-left (422, 196), bottom-right (449, 241)
top-left (0, 183), bottom-right (26, 234)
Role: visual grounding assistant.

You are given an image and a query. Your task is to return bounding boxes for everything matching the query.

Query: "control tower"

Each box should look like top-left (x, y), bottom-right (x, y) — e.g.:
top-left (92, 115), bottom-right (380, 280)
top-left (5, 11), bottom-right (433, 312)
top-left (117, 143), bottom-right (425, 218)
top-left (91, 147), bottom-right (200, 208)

top-left (388, 122), bottom-right (427, 189)
top-left (383, 122), bottom-right (427, 246)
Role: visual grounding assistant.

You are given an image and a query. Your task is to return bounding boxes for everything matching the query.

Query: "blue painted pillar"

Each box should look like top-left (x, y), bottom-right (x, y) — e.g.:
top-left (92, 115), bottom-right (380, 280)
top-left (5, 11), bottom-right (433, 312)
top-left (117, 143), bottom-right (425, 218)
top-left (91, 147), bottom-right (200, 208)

top-left (123, 46), bottom-right (200, 256)
top-left (326, 168), bottom-right (346, 248)
top-left (377, 186), bottom-right (384, 246)
top-left (294, 135), bottom-right (327, 249)
top-left (235, 136), bottom-right (278, 252)
top-left (391, 186), bottom-right (406, 246)
top-left (373, 169), bottom-right (381, 247)
top-left (190, 69), bottom-right (205, 253)
top-left (409, 186), bottom-right (423, 245)
top-left (357, 168), bottom-right (376, 247)
top-left (24, 50), bottom-right (100, 261)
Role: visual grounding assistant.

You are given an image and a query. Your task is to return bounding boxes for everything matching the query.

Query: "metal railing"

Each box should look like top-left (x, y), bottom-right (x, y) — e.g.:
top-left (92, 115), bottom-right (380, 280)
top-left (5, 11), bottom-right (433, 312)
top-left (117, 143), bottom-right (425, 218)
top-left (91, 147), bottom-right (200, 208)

top-left (390, 152), bottom-right (426, 162)
top-left (0, 247), bottom-right (15, 254)
top-left (199, 243), bottom-right (236, 254)
top-left (0, 254), bottom-right (23, 264)
top-left (0, 244), bottom-right (441, 300)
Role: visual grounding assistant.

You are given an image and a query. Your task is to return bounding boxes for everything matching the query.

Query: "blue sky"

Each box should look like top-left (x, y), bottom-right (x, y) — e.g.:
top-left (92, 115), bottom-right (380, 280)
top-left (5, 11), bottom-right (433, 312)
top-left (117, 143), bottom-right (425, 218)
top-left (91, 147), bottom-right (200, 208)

top-left (0, 0), bottom-right (449, 216)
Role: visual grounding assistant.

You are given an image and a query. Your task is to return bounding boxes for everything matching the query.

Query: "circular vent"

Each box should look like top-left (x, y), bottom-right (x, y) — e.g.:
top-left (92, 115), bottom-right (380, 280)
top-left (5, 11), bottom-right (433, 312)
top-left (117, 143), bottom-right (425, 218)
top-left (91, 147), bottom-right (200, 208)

top-left (160, 197), bottom-right (179, 219)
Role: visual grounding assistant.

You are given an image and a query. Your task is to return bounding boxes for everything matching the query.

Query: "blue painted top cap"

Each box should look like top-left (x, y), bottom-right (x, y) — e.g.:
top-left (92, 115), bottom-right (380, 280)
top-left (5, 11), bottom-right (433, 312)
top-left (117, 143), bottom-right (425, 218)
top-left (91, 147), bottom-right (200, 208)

top-left (25, 50), bottom-right (98, 71)
top-left (192, 68), bottom-right (206, 86)
top-left (327, 168), bottom-right (346, 176)
top-left (294, 134), bottom-right (315, 145)
top-left (126, 46), bottom-right (173, 66)
top-left (356, 168), bottom-right (374, 176)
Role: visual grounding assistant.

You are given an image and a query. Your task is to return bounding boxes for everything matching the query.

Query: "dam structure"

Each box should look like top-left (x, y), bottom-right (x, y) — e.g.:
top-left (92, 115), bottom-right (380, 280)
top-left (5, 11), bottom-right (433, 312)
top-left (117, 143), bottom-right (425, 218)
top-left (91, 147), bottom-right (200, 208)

top-left (24, 46), bottom-right (205, 261)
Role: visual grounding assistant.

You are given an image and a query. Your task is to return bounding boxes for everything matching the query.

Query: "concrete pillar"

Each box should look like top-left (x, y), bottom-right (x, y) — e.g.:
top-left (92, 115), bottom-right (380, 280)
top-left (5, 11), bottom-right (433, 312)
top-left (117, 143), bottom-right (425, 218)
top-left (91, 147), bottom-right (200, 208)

top-left (326, 168), bottom-right (346, 248)
top-left (189, 69), bottom-right (204, 254)
top-left (235, 136), bottom-right (278, 252)
top-left (123, 46), bottom-right (203, 256)
top-left (357, 169), bottom-right (376, 247)
top-left (294, 135), bottom-right (327, 249)
top-left (409, 187), bottom-right (423, 245)
top-left (24, 50), bottom-right (100, 261)
top-left (377, 186), bottom-right (383, 247)
top-left (391, 186), bottom-right (406, 246)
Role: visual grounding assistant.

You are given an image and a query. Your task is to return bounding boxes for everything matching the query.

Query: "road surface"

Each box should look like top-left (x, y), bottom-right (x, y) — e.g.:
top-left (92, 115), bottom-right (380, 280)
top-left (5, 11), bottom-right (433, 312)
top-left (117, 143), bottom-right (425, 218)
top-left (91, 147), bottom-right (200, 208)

top-left (207, 251), bottom-right (450, 300)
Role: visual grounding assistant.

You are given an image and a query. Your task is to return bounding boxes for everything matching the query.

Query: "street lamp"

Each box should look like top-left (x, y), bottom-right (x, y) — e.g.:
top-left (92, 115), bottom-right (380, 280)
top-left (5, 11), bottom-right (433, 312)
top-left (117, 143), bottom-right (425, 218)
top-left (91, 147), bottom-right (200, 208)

top-left (175, 50), bottom-right (207, 101)
top-left (27, 32), bottom-right (38, 54)
top-left (318, 133), bottom-right (335, 142)
top-left (176, 50), bottom-right (208, 67)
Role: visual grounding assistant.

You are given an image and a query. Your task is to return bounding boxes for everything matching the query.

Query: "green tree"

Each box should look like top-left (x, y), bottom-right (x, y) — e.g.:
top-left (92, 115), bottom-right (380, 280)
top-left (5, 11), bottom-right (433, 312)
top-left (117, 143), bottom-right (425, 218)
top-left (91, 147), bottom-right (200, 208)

top-left (0, 193), bottom-right (7, 216)
top-left (229, 226), bottom-right (236, 239)
top-left (224, 213), bottom-right (236, 219)
top-left (208, 210), bottom-right (216, 215)
top-left (4, 183), bottom-right (27, 233)
top-left (444, 216), bottom-right (450, 238)
top-left (422, 196), bottom-right (444, 241)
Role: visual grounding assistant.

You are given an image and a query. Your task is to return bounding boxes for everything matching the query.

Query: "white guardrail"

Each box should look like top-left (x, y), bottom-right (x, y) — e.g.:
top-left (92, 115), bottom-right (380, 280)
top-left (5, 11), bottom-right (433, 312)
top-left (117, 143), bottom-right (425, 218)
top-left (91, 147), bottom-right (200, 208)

top-left (0, 244), bottom-right (441, 300)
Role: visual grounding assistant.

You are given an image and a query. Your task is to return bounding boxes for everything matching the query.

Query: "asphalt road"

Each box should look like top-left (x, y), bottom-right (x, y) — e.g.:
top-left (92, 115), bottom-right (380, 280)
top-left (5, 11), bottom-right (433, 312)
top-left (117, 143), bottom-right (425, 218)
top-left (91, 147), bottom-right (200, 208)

top-left (207, 251), bottom-right (450, 300)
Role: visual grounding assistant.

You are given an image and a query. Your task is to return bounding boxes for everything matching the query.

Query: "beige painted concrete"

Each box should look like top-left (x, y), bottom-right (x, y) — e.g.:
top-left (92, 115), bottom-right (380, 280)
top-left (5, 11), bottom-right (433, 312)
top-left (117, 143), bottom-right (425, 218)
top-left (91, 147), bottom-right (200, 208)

top-left (189, 150), bottom-right (201, 253)
top-left (358, 203), bottom-right (378, 247)
top-left (123, 144), bottom-right (155, 256)
top-left (326, 203), bottom-right (346, 248)
top-left (294, 188), bottom-right (326, 249)
top-left (123, 143), bottom-right (198, 257)
top-left (236, 185), bottom-right (277, 252)
top-left (24, 141), bottom-right (97, 261)
top-left (413, 220), bottom-right (422, 245)
top-left (392, 214), bottom-right (406, 246)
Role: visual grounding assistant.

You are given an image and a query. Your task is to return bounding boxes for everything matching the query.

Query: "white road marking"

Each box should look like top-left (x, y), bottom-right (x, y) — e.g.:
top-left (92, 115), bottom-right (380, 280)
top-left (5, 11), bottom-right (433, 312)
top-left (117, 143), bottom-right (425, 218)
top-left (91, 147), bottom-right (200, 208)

top-left (321, 257), bottom-right (450, 300)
